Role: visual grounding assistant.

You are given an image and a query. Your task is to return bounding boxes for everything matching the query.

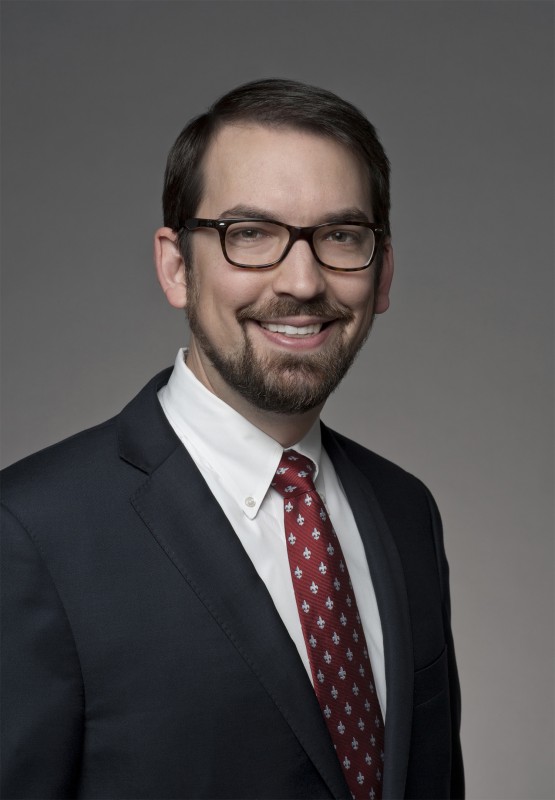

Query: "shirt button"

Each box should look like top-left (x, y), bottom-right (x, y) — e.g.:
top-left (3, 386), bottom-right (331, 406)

top-left (245, 496), bottom-right (256, 508)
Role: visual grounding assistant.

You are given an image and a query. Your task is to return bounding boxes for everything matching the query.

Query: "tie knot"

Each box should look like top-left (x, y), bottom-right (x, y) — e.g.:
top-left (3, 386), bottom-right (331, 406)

top-left (272, 450), bottom-right (316, 497)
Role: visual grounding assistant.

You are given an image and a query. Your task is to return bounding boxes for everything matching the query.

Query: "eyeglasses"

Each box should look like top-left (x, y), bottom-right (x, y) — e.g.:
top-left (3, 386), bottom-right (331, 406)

top-left (180, 218), bottom-right (384, 272)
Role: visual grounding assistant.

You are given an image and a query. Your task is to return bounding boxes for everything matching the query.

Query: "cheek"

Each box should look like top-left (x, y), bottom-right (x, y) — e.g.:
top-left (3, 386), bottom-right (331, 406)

top-left (352, 304), bottom-right (374, 340)
top-left (334, 276), bottom-right (374, 322)
top-left (195, 266), bottom-right (269, 326)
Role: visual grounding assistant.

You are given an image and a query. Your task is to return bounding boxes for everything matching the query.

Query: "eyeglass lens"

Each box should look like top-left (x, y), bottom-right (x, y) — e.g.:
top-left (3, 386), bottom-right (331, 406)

top-left (224, 221), bottom-right (375, 269)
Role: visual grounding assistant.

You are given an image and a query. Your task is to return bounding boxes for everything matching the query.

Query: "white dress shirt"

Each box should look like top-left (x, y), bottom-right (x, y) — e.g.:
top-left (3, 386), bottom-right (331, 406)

top-left (158, 349), bottom-right (386, 717)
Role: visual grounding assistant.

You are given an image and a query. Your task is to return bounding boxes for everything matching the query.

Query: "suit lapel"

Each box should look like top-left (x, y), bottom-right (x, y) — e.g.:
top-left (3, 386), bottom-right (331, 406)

top-left (322, 426), bottom-right (414, 800)
top-left (117, 375), bottom-right (350, 799)
top-left (117, 372), bottom-right (412, 799)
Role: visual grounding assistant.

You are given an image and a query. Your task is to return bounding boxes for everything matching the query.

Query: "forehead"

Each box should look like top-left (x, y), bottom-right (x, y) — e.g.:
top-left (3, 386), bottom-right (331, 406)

top-left (197, 123), bottom-right (371, 224)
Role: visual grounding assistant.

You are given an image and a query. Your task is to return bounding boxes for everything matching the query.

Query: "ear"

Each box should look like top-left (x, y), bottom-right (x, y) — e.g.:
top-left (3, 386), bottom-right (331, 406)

top-left (373, 240), bottom-right (394, 315)
top-left (154, 227), bottom-right (188, 309)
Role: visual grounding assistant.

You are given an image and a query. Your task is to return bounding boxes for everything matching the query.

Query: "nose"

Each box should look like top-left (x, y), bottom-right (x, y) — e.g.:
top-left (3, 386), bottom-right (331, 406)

top-left (271, 239), bottom-right (327, 301)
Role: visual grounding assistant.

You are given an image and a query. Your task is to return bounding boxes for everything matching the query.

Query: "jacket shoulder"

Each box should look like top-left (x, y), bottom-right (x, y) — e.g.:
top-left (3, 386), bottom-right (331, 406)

top-left (1, 368), bottom-right (176, 514)
top-left (1, 418), bottom-right (122, 511)
top-left (323, 425), bottom-right (432, 499)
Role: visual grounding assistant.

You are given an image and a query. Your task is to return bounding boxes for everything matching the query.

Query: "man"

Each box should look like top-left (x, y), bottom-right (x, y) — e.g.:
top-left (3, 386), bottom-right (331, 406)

top-left (1, 79), bottom-right (463, 799)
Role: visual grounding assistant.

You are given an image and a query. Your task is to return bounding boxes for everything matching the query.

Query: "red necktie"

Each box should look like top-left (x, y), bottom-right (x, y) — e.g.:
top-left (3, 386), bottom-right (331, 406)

top-left (272, 450), bottom-right (384, 800)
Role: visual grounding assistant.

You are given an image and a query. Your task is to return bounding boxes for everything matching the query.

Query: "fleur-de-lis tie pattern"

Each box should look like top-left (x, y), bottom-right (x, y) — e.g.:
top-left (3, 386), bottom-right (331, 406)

top-left (272, 450), bottom-right (385, 800)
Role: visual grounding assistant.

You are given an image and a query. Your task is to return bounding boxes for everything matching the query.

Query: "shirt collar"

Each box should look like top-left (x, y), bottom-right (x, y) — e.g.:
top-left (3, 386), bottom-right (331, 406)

top-left (159, 349), bottom-right (322, 519)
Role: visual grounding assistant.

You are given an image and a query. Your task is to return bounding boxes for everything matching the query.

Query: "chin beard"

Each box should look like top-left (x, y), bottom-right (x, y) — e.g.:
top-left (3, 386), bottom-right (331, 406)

top-left (198, 335), bottom-right (362, 414)
top-left (186, 298), bottom-right (370, 415)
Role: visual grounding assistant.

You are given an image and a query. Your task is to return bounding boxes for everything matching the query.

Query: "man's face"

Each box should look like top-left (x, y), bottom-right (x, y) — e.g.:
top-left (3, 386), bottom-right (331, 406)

top-left (161, 123), bottom-right (392, 415)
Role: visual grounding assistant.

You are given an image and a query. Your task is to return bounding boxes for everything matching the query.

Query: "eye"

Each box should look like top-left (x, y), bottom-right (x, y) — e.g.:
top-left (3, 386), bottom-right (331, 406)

top-left (227, 222), bottom-right (276, 244)
top-left (323, 228), bottom-right (361, 245)
top-left (237, 228), bottom-right (265, 241)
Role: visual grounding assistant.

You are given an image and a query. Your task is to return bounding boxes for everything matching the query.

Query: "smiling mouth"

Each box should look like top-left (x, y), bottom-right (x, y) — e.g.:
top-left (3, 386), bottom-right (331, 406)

top-left (259, 322), bottom-right (326, 337)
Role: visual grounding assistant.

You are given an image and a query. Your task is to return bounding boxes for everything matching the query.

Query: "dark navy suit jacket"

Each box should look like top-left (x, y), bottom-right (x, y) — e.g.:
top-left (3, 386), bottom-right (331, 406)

top-left (1, 369), bottom-right (464, 799)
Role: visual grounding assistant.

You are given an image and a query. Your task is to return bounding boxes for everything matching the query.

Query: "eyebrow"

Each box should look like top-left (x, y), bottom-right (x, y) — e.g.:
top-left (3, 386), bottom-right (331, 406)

top-left (218, 205), bottom-right (372, 225)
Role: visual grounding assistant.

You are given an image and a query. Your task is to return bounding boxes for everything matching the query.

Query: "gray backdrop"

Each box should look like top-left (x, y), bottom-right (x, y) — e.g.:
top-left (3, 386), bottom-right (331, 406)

top-left (1, 1), bottom-right (553, 798)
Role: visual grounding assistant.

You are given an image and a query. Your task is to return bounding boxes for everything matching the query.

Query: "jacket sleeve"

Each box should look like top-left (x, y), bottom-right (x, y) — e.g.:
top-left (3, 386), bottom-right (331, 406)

top-left (425, 488), bottom-right (465, 800)
top-left (1, 504), bottom-right (84, 799)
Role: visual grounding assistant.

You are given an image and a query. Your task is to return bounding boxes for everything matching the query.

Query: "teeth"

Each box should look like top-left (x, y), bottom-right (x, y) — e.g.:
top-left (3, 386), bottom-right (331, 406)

top-left (260, 322), bottom-right (323, 336)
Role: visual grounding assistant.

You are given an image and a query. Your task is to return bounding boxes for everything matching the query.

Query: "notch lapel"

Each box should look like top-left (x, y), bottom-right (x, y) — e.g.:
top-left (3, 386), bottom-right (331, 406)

top-left (322, 426), bottom-right (414, 800)
top-left (117, 376), bottom-right (350, 798)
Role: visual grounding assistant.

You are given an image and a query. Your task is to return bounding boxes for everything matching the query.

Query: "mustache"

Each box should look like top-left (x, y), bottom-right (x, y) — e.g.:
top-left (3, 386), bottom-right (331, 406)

top-left (236, 298), bottom-right (354, 323)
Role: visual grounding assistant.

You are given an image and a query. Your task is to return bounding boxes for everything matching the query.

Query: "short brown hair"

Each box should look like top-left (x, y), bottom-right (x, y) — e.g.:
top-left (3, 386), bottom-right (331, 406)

top-left (163, 78), bottom-right (391, 268)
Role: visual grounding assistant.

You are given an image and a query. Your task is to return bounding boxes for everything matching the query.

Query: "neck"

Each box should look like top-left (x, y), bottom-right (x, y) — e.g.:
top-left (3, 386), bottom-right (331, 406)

top-left (235, 402), bottom-right (322, 449)
top-left (185, 346), bottom-right (323, 448)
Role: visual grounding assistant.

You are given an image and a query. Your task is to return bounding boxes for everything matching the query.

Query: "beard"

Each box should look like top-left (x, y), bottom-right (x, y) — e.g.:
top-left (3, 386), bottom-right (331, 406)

top-left (186, 287), bottom-right (372, 415)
